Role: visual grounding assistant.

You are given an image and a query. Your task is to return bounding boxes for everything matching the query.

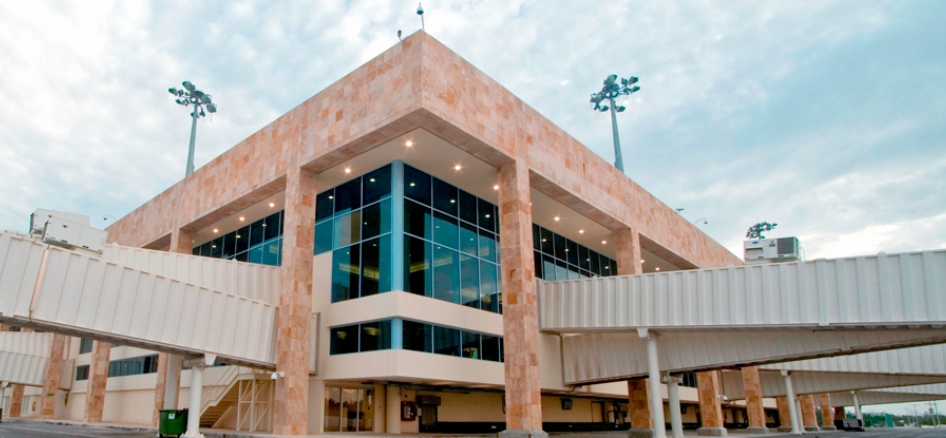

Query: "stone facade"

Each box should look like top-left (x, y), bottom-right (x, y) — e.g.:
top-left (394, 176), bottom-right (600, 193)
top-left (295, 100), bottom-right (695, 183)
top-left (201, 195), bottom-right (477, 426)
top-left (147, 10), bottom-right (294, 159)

top-left (84, 340), bottom-right (111, 423)
top-left (741, 366), bottom-right (767, 433)
top-left (40, 334), bottom-right (67, 419)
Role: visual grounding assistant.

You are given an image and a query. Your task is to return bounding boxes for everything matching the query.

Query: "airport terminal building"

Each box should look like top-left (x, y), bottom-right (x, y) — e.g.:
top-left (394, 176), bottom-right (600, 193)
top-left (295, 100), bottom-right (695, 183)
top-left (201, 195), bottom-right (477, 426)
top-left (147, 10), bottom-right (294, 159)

top-left (10, 31), bottom-right (932, 436)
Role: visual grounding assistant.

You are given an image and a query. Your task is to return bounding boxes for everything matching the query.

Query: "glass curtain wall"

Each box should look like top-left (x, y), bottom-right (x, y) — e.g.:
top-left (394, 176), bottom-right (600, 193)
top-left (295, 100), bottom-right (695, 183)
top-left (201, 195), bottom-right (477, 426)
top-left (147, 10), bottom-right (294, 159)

top-left (402, 165), bottom-right (502, 313)
top-left (324, 387), bottom-right (373, 432)
top-left (193, 211), bottom-right (284, 266)
top-left (315, 165), bottom-right (393, 302)
top-left (533, 224), bottom-right (617, 280)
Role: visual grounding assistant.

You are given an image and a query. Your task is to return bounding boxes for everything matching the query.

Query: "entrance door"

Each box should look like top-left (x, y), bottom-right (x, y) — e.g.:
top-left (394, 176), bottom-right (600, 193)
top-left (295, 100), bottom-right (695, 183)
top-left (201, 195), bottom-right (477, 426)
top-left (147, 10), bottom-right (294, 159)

top-left (325, 386), bottom-right (371, 432)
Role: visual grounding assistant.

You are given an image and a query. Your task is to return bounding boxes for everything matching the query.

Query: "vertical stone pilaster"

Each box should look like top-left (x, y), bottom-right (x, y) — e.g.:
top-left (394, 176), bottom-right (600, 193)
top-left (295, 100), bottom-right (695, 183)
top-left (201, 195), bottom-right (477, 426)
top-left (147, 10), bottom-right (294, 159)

top-left (272, 166), bottom-right (317, 436)
top-left (833, 406), bottom-right (845, 420)
top-left (40, 334), bottom-right (67, 419)
top-left (775, 396), bottom-right (791, 431)
top-left (615, 227), bottom-right (643, 275)
top-left (0, 324), bottom-right (10, 331)
top-left (627, 379), bottom-right (652, 430)
top-left (84, 340), bottom-right (111, 422)
top-left (497, 159), bottom-right (544, 434)
top-left (800, 394), bottom-right (818, 430)
top-left (617, 229), bottom-right (652, 437)
top-left (741, 366), bottom-right (767, 432)
top-left (9, 384), bottom-right (24, 417)
top-left (696, 371), bottom-right (726, 436)
top-left (152, 228), bottom-right (192, 426)
top-left (819, 394), bottom-right (836, 430)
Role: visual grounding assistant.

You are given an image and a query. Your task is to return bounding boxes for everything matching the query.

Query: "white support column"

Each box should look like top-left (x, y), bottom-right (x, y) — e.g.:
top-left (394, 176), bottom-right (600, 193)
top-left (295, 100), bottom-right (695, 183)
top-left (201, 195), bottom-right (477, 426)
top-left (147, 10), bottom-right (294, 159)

top-left (782, 371), bottom-right (802, 435)
top-left (183, 354), bottom-right (215, 438)
top-left (164, 354), bottom-right (183, 409)
top-left (640, 329), bottom-right (666, 438)
top-left (1, 381), bottom-right (8, 420)
top-left (663, 374), bottom-right (684, 438)
top-left (851, 391), bottom-right (862, 421)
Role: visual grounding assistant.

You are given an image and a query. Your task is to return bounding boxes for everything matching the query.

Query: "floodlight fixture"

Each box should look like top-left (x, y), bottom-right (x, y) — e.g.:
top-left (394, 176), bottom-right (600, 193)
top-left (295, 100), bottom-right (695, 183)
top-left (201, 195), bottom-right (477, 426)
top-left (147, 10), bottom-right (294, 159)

top-left (417, 2), bottom-right (425, 31)
top-left (588, 74), bottom-right (642, 173)
top-left (168, 80), bottom-right (218, 177)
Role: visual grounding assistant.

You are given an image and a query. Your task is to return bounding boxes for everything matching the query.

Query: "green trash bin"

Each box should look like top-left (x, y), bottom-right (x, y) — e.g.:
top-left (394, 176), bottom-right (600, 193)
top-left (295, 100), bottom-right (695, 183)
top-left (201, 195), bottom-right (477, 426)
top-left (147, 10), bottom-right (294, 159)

top-left (159, 409), bottom-right (188, 437)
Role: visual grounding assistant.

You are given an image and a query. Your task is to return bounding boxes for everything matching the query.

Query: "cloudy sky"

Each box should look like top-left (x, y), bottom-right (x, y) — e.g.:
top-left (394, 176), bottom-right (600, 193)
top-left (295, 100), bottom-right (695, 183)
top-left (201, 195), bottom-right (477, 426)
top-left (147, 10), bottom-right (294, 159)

top-left (2, 0), bottom-right (944, 261)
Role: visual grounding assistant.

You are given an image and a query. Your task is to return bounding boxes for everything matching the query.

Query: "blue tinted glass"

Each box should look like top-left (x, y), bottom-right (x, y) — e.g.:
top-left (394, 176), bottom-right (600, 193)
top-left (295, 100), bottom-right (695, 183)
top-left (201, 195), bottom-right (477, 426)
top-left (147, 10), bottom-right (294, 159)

top-left (459, 221), bottom-right (478, 256)
top-left (539, 227), bottom-right (554, 254)
top-left (480, 261), bottom-right (499, 313)
top-left (542, 254), bottom-right (556, 281)
top-left (433, 326), bottom-right (460, 356)
top-left (578, 246), bottom-right (590, 270)
top-left (314, 221), bottom-right (333, 255)
top-left (404, 165), bottom-right (431, 205)
top-left (334, 177), bottom-right (362, 214)
top-left (361, 236), bottom-right (391, 297)
top-left (222, 233), bottom-right (237, 259)
top-left (458, 190), bottom-right (477, 224)
top-left (330, 325), bottom-right (358, 355)
top-left (332, 245), bottom-right (360, 302)
top-left (462, 331), bottom-right (480, 359)
top-left (362, 199), bottom-right (391, 240)
top-left (250, 220), bottom-right (265, 246)
top-left (460, 254), bottom-right (479, 309)
top-left (433, 211), bottom-right (458, 249)
top-left (478, 230), bottom-right (497, 263)
top-left (210, 237), bottom-right (223, 259)
top-left (235, 226), bottom-right (250, 254)
top-left (261, 238), bottom-right (281, 266)
top-left (263, 212), bottom-right (281, 241)
top-left (432, 245), bottom-right (459, 304)
top-left (316, 189), bottom-right (335, 221)
top-left (432, 178), bottom-right (458, 216)
top-left (404, 236), bottom-right (431, 296)
top-left (589, 251), bottom-right (601, 275)
top-left (402, 321), bottom-right (431, 352)
top-left (404, 200), bottom-right (431, 239)
top-left (334, 211), bottom-right (361, 248)
top-left (363, 165), bottom-right (392, 205)
top-left (477, 199), bottom-right (496, 232)
top-left (360, 320), bottom-right (391, 351)
top-left (566, 239), bottom-right (579, 265)
top-left (248, 246), bottom-right (263, 264)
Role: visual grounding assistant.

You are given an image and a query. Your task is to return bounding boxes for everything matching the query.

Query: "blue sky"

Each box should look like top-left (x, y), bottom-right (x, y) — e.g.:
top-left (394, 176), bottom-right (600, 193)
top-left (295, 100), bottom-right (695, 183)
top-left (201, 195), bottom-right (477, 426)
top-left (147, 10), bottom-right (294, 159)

top-left (1, 0), bottom-right (945, 415)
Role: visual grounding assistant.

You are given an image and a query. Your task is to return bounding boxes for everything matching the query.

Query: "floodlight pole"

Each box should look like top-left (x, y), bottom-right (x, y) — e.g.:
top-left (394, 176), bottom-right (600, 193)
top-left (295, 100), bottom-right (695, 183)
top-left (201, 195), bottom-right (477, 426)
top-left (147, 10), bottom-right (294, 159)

top-left (590, 75), bottom-right (640, 174)
top-left (168, 81), bottom-right (218, 177)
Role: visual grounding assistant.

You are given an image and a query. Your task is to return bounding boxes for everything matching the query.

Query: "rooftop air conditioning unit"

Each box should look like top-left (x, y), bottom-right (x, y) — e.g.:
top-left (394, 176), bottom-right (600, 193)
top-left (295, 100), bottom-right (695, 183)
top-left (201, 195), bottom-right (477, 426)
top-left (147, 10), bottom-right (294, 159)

top-left (744, 237), bottom-right (800, 265)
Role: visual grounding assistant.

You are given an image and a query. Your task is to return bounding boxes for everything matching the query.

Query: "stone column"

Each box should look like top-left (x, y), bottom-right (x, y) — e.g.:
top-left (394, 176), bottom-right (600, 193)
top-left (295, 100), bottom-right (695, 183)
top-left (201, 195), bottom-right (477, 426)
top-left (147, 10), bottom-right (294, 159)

top-left (153, 228), bottom-right (193, 426)
top-left (39, 334), bottom-right (67, 419)
top-left (0, 324), bottom-right (9, 332)
top-left (800, 394), bottom-right (819, 431)
top-left (696, 371), bottom-right (726, 436)
top-left (741, 366), bottom-right (768, 434)
top-left (272, 166), bottom-right (317, 436)
top-left (497, 159), bottom-right (545, 438)
top-left (775, 396), bottom-right (791, 432)
top-left (833, 406), bottom-right (845, 421)
top-left (819, 394), bottom-right (836, 430)
top-left (373, 383), bottom-right (386, 433)
top-left (617, 228), bottom-right (653, 438)
top-left (9, 385), bottom-right (24, 418)
top-left (386, 385), bottom-right (402, 434)
top-left (84, 340), bottom-right (111, 422)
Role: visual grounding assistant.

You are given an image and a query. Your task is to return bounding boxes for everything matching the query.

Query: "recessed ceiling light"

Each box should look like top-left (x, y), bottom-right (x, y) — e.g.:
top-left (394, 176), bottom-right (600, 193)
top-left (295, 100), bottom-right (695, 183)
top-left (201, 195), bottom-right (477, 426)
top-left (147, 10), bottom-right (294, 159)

top-left (370, 178), bottom-right (375, 182)
top-left (328, 195), bottom-right (334, 199)
top-left (344, 168), bottom-right (351, 174)
top-left (656, 267), bottom-right (661, 271)
top-left (640, 259), bottom-right (645, 263)
top-left (454, 164), bottom-right (462, 171)
top-left (239, 216), bottom-right (245, 221)
top-left (554, 216), bottom-right (560, 221)
top-left (236, 234), bottom-right (241, 239)
top-left (405, 140), bottom-right (413, 147)
top-left (485, 214), bottom-right (491, 218)
top-left (269, 202), bottom-right (275, 208)
top-left (493, 185), bottom-right (499, 190)
top-left (579, 229), bottom-right (584, 234)
top-left (601, 240), bottom-right (607, 245)
top-left (450, 199), bottom-right (455, 203)
top-left (211, 244), bottom-right (216, 248)
top-left (213, 228), bottom-right (219, 233)
top-left (410, 182), bottom-right (415, 187)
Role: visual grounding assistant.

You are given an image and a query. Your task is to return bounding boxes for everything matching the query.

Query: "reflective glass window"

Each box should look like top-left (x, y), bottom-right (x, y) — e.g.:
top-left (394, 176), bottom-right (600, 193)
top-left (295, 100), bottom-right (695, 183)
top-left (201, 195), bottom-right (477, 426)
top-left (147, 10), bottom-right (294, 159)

top-left (432, 211), bottom-right (458, 249)
top-left (542, 254), bottom-right (557, 281)
top-left (332, 245), bottom-right (360, 302)
top-left (532, 225), bottom-right (541, 251)
top-left (210, 237), bottom-right (223, 259)
top-left (222, 233), bottom-right (236, 258)
top-left (263, 212), bottom-right (281, 241)
top-left (334, 177), bottom-right (362, 214)
top-left (248, 247), bottom-right (263, 264)
top-left (566, 239), bottom-right (579, 265)
top-left (316, 189), bottom-right (335, 221)
top-left (589, 251), bottom-right (601, 275)
top-left (330, 325), bottom-right (358, 355)
top-left (432, 178), bottom-right (458, 216)
top-left (404, 165), bottom-right (431, 205)
top-left (578, 246), bottom-right (590, 270)
top-left (461, 332), bottom-right (480, 359)
top-left (404, 200), bottom-right (431, 239)
top-left (363, 165), bottom-right (391, 205)
top-left (402, 321), bottom-right (431, 353)
top-left (458, 190), bottom-right (478, 224)
top-left (334, 211), bottom-right (361, 248)
top-left (261, 238), bottom-right (281, 266)
top-left (460, 254), bottom-right (479, 309)
top-left (459, 221), bottom-right (478, 256)
top-left (478, 230), bottom-right (497, 262)
top-left (539, 227), bottom-right (554, 254)
top-left (235, 226), bottom-right (250, 254)
top-left (360, 320), bottom-right (391, 352)
top-left (361, 236), bottom-right (391, 297)
top-left (478, 199), bottom-right (496, 232)
top-left (432, 245), bottom-right (459, 304)
top-left (315, 221), bottom-right (333, 255)
top-left (480, 261), bottom-right (499, 313)
top-left (433, 326), bottom-right (460, 357)
top-left (404, 236), bottom-right (430, 296)
top-left (361, 199), bottom-right (390, 240)
top-left (250, 221), bottom-right (265, 246)
top-left (482, 335), bottom-right (501, 362)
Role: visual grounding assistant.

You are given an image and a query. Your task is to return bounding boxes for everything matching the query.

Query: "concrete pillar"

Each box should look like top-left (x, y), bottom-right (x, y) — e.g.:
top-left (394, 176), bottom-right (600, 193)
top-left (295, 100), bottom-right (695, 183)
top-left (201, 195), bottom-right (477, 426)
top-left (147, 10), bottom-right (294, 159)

top-left (819, 393), bottom-right (836, 430)
top-left (183, 364), bottom-right (204, 438)
top-left (385, 385), bottom-right (402, 434)
top-left (664, 375), bottom-right (684, 438)
top-left (153, 228), bottom-right (191, 426)
top-left (1, 382), bottom-right (8, 421)
top-left (800, 394), bottom-right (819, 431)
top-left (628, 379), bottom-right (653, 436)
top-left (40, 333), bottom-right (67, 419)
top-left (9, 384), bottom-right (24, 418)
top-left (497, 159), bottom-right (545, 438)
top-left (781, 371), bottom-right (802, 434)
top-left (741, 366), bottom-right (768, 434)
top-left (833, 406), bottom-right (845, 420)
top-left (851, 391), bottom-right (862, 420)
top-left (696, 371), bottom-right (726, 436)
top-left (84, 340), bottom-right (111, 423)
top-left (775, 397), bottom-right (791, 432)
top-left (373, 383), bottom-right (386, 433)
top-left (272, 166), bottom-right (317, 436)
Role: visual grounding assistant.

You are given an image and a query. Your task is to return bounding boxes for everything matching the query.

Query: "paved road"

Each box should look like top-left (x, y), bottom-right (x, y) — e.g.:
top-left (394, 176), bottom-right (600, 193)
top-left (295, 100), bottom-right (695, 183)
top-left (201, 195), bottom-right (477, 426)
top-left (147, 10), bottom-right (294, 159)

top-left (0, 422), bottom-right (155, 438)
